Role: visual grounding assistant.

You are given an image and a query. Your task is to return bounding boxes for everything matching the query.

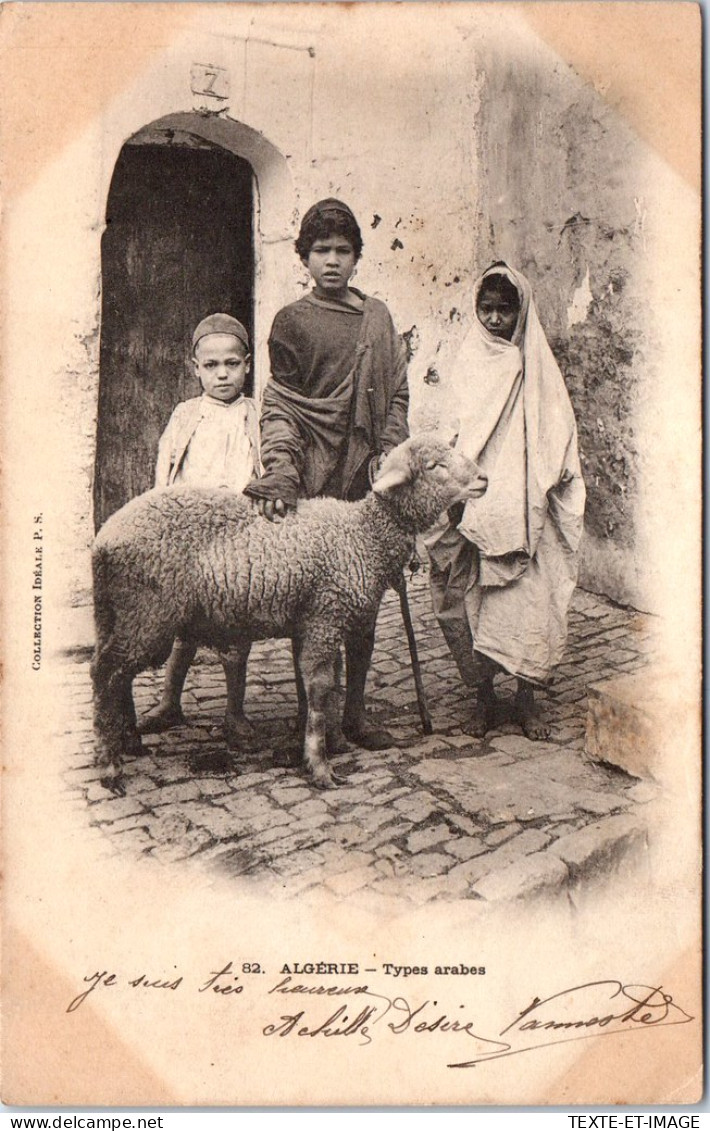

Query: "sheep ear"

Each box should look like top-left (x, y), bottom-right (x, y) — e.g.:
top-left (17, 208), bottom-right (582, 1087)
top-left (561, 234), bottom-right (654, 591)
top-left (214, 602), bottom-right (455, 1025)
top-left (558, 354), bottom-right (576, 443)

top-left (373, 461), bottom-right (412, 494)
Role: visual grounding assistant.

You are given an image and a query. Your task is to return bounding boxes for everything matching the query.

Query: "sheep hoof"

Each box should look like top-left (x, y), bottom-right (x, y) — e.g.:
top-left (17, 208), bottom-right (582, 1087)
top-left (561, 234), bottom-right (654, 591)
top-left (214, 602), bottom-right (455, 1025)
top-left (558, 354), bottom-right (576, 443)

top-left (308, 765), bottom-right (343, 790)
top-left (99, 772), bottom-right (126, 796)
top-left (223, 712), bottom-right (256, 751)
top-left (124, 732), bottom-right (145, 757)
top-left (342, 719), bottom-right (395, 751)
top-left (273, 747), bottom-right (299, 769)
top-left (137, 705), bottom-right (186, 735)
top-left (326, 728), bottom-right (351, 756)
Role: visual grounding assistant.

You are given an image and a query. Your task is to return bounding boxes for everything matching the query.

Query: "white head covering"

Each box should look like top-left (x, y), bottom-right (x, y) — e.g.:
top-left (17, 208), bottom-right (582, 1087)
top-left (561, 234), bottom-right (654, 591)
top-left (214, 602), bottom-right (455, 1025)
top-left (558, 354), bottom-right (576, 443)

top-left (452, 264), bottom-right (585, 583)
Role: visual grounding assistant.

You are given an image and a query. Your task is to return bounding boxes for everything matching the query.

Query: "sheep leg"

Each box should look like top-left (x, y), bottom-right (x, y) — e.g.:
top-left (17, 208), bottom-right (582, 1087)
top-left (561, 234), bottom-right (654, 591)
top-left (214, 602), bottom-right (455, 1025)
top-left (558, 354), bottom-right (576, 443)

top-left (342, 623), bottom-right (396, 750)
top-left (326, 650), bottom-right (350, 755)
top-left (297, 637), bottom-right (346, 789)
top-left (290, 640), bottom-right (348, 758)
top-left (220, 642), bottom-right (256, 750)
top-left (121, 681), bottom-right (144, 757)
top-left (91, 652), bottom-right (136, 795)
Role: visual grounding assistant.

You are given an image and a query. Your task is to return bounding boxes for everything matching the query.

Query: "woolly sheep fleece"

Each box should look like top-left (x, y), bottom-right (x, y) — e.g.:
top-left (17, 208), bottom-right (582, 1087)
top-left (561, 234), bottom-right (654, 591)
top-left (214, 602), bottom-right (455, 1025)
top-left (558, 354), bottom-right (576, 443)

top-left (91, 437), bottom-right (486, 788)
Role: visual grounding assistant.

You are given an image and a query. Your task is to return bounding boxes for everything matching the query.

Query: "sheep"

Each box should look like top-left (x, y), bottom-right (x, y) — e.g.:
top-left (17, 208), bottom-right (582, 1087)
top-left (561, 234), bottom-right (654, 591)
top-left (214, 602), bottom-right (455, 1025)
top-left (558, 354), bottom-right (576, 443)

top-left (91, 435), bottom-right (487, 791)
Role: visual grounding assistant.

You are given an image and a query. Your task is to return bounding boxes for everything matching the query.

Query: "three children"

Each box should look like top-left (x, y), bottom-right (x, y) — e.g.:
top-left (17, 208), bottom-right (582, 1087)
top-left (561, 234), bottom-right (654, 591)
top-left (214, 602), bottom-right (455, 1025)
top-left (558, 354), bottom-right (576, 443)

top-left (138, 234), bottom-right (582, 750)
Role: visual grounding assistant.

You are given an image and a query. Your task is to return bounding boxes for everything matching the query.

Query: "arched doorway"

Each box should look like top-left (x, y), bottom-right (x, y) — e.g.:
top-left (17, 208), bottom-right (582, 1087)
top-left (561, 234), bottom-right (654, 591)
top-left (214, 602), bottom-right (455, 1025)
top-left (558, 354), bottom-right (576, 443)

top-left (94, 117), bottom-right (264, 528)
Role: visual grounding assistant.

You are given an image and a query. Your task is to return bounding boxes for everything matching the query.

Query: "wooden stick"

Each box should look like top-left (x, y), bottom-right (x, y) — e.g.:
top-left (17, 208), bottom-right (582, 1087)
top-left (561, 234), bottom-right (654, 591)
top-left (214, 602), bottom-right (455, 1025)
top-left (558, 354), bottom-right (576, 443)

top-left (393, 571), bottom-right (433, 736)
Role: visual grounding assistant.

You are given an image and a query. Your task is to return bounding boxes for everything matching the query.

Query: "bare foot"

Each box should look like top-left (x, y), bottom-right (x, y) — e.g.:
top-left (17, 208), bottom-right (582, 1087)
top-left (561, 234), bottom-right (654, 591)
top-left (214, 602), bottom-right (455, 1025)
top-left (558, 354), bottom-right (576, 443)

top-left (515, 681), bottom-right (550, 740)
top-left (137, 704), bottom-right (186, 735)
top-left (461, 683), bottom-right (496, 738)
top-left (520, 710), bottom-right (550, 740)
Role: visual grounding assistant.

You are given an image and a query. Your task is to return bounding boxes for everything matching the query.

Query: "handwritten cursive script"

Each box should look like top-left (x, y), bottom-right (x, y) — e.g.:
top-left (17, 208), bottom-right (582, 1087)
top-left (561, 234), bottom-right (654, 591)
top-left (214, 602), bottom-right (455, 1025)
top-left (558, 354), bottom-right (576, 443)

top-left (65, 967), bottom-right (694, 1070)
top-left (448, 981), bottom-right (694, 1068)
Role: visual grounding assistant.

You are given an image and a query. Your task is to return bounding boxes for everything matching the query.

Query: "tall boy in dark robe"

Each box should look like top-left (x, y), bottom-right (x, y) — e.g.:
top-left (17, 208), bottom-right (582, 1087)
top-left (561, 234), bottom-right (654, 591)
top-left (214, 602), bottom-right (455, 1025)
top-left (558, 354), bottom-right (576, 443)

top-left (244, 199), bottom-right (409, 749)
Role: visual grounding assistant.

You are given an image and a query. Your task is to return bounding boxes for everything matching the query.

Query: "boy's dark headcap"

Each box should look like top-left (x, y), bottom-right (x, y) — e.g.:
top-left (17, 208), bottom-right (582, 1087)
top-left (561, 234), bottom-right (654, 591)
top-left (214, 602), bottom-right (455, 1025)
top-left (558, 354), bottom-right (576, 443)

top-left (192, 313), bottom-right (250, 353)
top-left (296, 198), bottom-right (364, 261)
top-left (302, 198), bottom-right (357, 226)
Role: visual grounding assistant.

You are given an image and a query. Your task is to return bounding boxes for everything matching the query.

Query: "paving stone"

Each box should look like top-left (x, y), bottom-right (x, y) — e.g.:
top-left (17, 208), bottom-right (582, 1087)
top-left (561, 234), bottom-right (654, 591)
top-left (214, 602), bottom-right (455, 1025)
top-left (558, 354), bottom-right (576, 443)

top-left (373, 787), bottom-right (412, 805)
top-left (324, 865), bottom-right (379, 896)
top-left (573, 791), bottom-right (626, 816)
top-left (369, 822), bottom-right (413, 850)
top-left (344, 806), bottom-right (398, 833)
top-left (62, 573), bottom-right (654, 901)
top-left (406, 852), bottom-right (451, 878)
top-left (444, 836), bottom-right (487, 861)
top-left (101, 830), bottom-right (156, 858)
top-left (406, 824), bottom-right (452, 853)
top-left (246, 822), bottom-right (298, 849)
top-left (319, 849), bottom-right (375, 875)
top-left (409, 736), bottom-right (456, 757)
top-left (392, 792), bottom-right (440, 823)
top-left (279, 866), bottom-right (330, 896)
top-left (290, 813), bottom-right (337, 834)
top-left (267, 785), bottom-right (314, 806)
top-left (328, 822), bottom-right (370, 848)
top-left (271, 849), bottom-right (326, 877)
top-left (447, 813), bottom-right (484, 836)
top-left (321, 784), bottom-right (375, 806)
top-left (551, 815), bottom-right (647, 881)
top-left (195, 777), bottom-right (236, 798)
top-left (489, 734), bottom-right (556, 759)
top-left (149, 781), bottom-right (213, 806)
top-left (290, 799), bottom-right (331, 821)
top-left (485, 822), bottom-right (523, 847)
top-left (161, 801), bottom-right (239, 840)
top-left (88, 794), bottom-right (149, 821)
top-left (101, 813), bottom-right (153, 835)
top-left (447, 829), bottom-right (553, 887)
top-left (471, 853), bottom-right (569, 901)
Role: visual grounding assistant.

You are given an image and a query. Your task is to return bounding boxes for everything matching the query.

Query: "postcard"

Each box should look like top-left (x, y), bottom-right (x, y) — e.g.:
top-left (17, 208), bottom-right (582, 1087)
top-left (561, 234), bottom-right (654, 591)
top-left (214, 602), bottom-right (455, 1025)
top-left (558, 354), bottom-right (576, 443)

top-left (0, 1), bottom-right (702, 1107)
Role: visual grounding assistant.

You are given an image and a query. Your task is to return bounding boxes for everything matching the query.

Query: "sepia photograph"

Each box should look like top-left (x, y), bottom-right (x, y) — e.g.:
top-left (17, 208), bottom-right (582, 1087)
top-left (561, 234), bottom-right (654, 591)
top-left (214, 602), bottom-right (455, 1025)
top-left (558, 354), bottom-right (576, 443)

top-left (1, 0), bottom-right (702, 1108)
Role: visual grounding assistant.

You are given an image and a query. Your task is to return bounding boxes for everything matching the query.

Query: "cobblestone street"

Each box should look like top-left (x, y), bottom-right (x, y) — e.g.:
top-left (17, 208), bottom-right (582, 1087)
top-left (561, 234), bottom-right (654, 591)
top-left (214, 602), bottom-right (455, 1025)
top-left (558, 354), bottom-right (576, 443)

top-left (60, 568), bottom-right (658, 904)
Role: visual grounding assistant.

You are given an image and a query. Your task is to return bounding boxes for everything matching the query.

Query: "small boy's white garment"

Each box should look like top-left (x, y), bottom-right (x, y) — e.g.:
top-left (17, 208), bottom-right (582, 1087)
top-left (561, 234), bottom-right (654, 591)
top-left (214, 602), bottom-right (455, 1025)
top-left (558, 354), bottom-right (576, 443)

top-left (155, 394), bottom-right (259, 492)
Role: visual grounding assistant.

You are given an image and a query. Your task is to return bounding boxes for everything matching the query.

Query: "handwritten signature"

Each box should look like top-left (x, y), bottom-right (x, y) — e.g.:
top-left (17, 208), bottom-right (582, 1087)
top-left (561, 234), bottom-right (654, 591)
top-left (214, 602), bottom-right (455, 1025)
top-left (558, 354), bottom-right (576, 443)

top-left (261, 979), bottom-right (694, 1066)
top-left (65, 968), bottom-right (694, 1068)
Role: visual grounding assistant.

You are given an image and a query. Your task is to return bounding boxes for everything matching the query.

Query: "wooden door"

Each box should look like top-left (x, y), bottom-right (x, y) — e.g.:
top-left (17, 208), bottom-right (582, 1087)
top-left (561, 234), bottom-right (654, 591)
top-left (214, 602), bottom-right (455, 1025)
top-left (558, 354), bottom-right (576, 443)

top-left (94, 141), bottom-right (254, 528)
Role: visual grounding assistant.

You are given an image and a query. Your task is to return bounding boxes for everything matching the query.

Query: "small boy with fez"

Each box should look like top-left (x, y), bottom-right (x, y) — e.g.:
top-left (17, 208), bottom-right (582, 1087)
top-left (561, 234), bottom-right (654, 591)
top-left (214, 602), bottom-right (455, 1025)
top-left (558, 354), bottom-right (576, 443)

top-left (244, 199), bottom-right (409, 750)
top-left (139, 313), bottom-right (259, 749)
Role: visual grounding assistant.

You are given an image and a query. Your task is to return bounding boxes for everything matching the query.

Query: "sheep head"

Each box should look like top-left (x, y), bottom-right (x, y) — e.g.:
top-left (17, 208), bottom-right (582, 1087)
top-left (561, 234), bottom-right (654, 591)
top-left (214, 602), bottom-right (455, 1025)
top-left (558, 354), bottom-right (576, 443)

top-left (373, 436), bottom-right (487, 533)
